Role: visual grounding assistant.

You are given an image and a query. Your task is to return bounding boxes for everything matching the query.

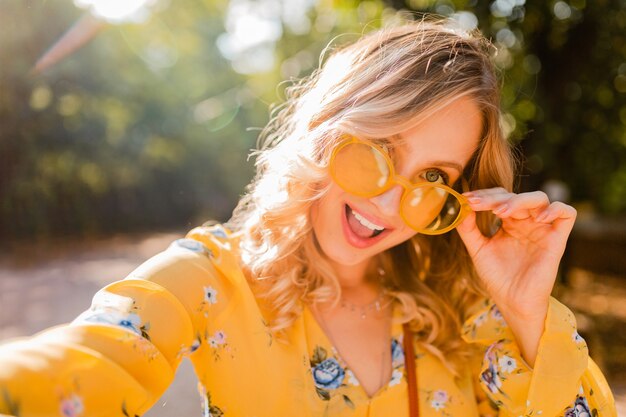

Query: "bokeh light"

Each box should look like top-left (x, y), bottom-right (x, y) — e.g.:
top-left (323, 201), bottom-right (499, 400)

top-left (217, 0), bottom-right (316, 74)
top-left (74, 0), bottom-right (156, 23)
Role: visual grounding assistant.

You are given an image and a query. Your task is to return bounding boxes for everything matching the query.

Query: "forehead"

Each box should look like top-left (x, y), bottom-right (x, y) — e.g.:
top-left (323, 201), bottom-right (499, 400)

top-left (391, 96), bottom-right (483, 171)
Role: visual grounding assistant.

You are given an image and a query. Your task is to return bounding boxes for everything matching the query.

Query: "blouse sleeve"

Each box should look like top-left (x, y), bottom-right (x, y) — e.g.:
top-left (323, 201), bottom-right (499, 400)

top-left (461, 297), bottom-right (617, 417)
top-left (0, 226), bottom-right (233, 417)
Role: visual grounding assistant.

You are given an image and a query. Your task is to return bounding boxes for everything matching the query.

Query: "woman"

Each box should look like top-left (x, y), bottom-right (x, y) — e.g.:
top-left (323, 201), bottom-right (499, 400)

top-left (0, 17), bottom-right (616, 417)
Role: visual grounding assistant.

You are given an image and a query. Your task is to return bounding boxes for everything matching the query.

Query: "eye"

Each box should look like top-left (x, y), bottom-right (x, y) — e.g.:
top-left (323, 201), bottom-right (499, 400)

top-left (423, 169), bottom-right (448, 184)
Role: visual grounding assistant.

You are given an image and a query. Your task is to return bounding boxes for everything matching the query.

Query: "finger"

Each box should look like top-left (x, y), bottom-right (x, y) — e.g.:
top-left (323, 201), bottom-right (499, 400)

top-left (464, 188), bottom-right (514, 211)
top-left (552, 209), bottom-right (577, 237)
top-left (463, 187), bottom-right (509, 197)
top-left (491, 191), bottom-right (551, 218)
top-left (536, 202), bottom-right (577, 251)
top-left (535, 201), bottom-right (577, 224)
top-left (455, 209), bottom-right (488, 259)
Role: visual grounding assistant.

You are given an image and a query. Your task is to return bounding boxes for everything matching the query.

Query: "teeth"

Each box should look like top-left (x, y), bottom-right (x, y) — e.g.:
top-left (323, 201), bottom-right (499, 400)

top-left (352, 208), bottom-right (385, 231)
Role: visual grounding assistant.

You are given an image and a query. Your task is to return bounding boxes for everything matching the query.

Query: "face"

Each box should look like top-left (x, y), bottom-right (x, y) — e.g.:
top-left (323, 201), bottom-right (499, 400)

top-left (310, 96), bottom-right (483, 271)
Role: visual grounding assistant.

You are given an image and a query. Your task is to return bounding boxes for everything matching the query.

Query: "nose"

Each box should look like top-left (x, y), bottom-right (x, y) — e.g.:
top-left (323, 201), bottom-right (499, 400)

top-left (369, 184), bottom-right (404, 219)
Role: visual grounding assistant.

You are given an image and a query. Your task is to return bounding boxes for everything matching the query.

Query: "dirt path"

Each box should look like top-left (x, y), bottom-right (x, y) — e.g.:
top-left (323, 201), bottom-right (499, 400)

top-left (0, 231), bottom-right (200, 416)
top-left (1, 231), bottom-right (625, 415)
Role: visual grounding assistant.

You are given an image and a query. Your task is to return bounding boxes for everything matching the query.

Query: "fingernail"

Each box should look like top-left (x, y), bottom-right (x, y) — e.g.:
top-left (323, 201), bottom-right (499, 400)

top-left (493, 204), bottom-right (508, 214)
top-left (536, 212), bottom-right (548, 222)
top-left (467, 197), bottom-right (481, 204)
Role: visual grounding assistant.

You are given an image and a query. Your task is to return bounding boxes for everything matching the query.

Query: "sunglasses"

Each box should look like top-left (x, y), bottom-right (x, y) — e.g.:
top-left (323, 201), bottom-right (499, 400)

top-left (329, 136), bottom-right (471, 235)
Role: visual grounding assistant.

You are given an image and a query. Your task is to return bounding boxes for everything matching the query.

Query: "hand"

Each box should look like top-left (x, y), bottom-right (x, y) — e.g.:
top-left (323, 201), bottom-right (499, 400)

top-left (455, 188), bottom-right (577, 366)
top-left (456, 188), bottom-right (577, 318)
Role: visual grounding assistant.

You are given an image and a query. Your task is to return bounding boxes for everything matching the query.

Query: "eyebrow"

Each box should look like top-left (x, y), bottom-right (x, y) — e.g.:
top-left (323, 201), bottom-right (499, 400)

top-left (387, 135), bottom-right (465, 175)
top-left (427, 160), bottom-right (464, 174)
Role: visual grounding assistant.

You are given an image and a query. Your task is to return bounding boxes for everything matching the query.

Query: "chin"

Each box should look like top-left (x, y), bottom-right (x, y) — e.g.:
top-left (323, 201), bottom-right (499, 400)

top-left (311, 215), bottom-right (402, 269)
top-left (326, 245), bottom-right (374, 267)
top-left (310, 187), bottom-right (414, 268)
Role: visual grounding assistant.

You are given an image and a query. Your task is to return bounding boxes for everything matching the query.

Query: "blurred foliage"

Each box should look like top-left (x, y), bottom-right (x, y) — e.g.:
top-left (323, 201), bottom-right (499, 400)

top-left (0, 0), bottom-right (625, 243)
top-left (379, 0), bottom-right (626, 214)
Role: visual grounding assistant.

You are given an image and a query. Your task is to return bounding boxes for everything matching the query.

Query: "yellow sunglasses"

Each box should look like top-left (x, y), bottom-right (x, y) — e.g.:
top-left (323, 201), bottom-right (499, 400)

top-left (329, 136), bottom-right (471, 235)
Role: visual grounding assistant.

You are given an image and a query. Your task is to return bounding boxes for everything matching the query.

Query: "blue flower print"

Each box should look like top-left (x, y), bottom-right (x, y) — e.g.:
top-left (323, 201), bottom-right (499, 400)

top-left (119, 317), bottom-right (141, 333)
top-left (170, 238), bottom-right (211, 256)
top-left (428, 389), bottom-right (450, 411)
top-left (60, 393), bottom-right (84, 417)
top-left (207, 227), bottom-right (228, 239)
top-left (309, 345), bottom-right (354, 405)
top-left (490, 304), bottom-right (505, 324)
top-left (204, 286), bottom-right (218, 304)
top-left (391, 337), bottom-right (405, 368)
top-left (389, 369), bottom-right (403, 387)
top-left (190, 339), bottom-right (201, 353)
top-left (565, 396), bottom-right (591, 417)
top-left (313, 358), bottom-right (345, 389)
top-left (480, 361), bottom-right (502, 394)
top-left (498, 355), bottom-right (517, 373)
top-left (79, 310), bottom-right (142, 336)
top-left (572, 331), bottom-right (584, 343)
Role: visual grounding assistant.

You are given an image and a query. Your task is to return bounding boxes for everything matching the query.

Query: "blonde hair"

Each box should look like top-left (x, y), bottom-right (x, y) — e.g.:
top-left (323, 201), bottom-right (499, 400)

top-left (226, 16), bottom-right (515, 374)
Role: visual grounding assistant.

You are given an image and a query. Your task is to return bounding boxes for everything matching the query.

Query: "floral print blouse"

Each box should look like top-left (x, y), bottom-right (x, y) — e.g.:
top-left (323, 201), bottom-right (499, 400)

top-left (0, 225), bottom-right (617, 417)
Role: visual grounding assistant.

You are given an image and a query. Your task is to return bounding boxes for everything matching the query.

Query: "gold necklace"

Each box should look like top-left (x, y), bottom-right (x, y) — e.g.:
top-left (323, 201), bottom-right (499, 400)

top-left (340, 288), bottom-right (388, 319)
top-left (340, 267), bottom-right (388, 319)
top-left (312, 298), bottom-right (393, 395)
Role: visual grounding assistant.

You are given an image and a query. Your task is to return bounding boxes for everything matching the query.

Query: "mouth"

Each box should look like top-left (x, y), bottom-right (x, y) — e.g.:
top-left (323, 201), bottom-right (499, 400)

top-left (341, 203), bottom-right (391, 248)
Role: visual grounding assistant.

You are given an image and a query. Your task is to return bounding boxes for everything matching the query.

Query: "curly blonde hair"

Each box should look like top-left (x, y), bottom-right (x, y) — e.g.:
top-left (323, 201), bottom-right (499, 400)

top-left (226, 16), bottom-right (515, 375)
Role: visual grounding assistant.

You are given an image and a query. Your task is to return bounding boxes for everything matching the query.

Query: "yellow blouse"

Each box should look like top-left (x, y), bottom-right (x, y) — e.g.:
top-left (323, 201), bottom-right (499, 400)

top-left (0, 225), bottom-right (617, 417)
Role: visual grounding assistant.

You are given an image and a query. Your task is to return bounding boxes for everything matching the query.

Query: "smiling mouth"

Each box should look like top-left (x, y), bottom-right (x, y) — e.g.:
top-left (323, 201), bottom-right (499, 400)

top-left (344, 204), bottom-right (386, 238)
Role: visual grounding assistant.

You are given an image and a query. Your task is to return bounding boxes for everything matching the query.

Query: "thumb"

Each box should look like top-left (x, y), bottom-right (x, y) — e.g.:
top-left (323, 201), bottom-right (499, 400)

top-left (455, 210), bottom-right (487, 259)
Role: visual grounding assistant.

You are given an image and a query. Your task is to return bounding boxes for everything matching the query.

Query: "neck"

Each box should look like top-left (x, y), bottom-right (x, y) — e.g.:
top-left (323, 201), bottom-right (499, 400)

top-left (331, 259), bottom-right (367, 287)
top-left (312, 257), bottom-right (391, 320)
top-left (328, 258), bottom-right (384, 300)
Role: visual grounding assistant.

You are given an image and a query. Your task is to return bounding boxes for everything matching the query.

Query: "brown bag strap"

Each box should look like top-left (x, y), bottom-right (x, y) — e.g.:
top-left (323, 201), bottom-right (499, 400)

top-left (402, 323), bottom-right (419, 417)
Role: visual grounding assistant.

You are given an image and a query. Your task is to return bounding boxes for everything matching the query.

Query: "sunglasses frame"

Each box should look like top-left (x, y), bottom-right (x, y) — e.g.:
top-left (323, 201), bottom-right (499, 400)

top-left (329, 136), bottom-right (472, 235)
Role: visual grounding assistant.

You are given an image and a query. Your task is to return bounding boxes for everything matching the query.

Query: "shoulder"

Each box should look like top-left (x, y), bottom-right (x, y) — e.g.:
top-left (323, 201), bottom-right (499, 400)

top-left (118, 223), bottom-right (248, 326)
top-left (183, 223), bottom-right (237, 257)
top-left (127, 223), bottom-right (243, 287)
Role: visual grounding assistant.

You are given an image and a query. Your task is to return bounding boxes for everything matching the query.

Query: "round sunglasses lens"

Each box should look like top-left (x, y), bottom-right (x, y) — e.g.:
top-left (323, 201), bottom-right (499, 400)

top-left (332, 142), bottom-right (391, 195)
top-left (401, 185), bottom-right (462, 232)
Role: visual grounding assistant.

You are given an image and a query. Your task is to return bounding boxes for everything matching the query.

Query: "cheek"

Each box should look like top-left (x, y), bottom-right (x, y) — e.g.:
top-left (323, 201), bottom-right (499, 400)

top-left (310, 192), bottom-right (337, 240)
top-left (310, 201), bottom-right (323, 242)
top-left (391, 227), bottom-right (418, 248)
top-left (310, 199), bottom-right (320, 223)
top-left (312, 185), bottom-right (342, 222)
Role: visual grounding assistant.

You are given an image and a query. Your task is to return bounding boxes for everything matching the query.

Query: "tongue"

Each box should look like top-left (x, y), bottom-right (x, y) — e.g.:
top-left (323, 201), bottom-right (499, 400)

top-left (347, 207), bottom-right (375, 238)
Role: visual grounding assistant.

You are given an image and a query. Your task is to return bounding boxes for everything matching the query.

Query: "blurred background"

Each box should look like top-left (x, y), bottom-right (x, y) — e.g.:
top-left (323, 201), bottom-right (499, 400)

top-left (1, 0), bottom-right (625, 415)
